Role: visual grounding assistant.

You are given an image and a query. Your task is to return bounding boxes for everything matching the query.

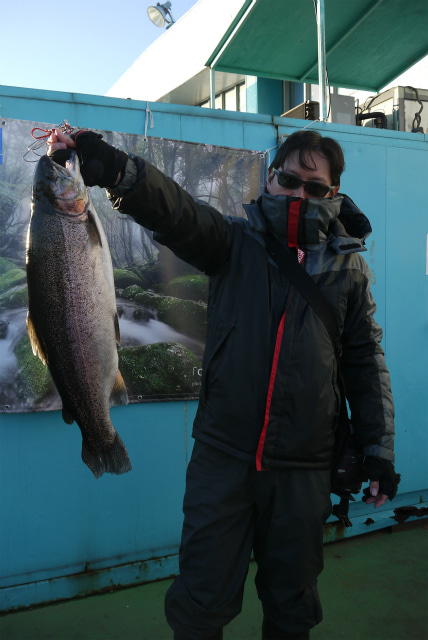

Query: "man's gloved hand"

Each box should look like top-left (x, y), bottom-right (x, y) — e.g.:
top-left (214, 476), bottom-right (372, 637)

top-left (362, 456), bottom-right (401, 504)
top-left (49, 130), bottom-right (128, 189)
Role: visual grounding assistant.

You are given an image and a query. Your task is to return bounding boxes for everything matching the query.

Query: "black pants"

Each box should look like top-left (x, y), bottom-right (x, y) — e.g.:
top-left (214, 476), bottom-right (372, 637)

top-left (165, 442), bottom-right (331, 640)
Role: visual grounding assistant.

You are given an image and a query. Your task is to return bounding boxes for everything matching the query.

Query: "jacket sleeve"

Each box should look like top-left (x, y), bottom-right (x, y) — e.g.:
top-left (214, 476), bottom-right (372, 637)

top-left (340, 257), bottom-right (395, 462)
top-left (107, 155), bottom-right (233, 275)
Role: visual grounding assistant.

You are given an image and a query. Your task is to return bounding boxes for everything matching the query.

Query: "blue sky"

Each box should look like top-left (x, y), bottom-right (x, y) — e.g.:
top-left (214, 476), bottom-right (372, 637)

top-left (2, 0), bottom-right (427, 99)
top-left (1, 0), bottom-right (197, 96)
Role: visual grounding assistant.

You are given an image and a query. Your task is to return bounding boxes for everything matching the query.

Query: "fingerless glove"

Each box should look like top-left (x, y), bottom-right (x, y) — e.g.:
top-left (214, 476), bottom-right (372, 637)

top-left (72, 131), bottom-right (128, 188)
top-left (363, 456), bottom-right (401, 501)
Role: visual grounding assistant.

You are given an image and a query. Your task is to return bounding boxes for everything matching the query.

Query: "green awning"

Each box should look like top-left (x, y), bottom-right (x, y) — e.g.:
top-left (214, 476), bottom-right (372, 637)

top-left (206, 0), bottom-right (428, 92)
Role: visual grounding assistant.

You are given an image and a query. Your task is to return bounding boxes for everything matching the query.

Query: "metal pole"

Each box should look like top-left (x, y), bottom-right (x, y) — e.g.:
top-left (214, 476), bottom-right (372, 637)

top-left (210, 68), bottom-right (215, 109)
top-left (316, 0), bottom-right (328, 121)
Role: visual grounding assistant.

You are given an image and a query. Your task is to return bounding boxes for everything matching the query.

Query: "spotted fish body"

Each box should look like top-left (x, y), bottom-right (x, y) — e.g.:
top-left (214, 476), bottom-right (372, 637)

top-left (26, 152), bottom-right (131, 478)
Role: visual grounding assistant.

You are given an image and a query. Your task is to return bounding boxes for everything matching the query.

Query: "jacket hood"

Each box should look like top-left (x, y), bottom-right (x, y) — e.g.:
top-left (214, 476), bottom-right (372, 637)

top-left (243, 192), bottom-right (372, 254)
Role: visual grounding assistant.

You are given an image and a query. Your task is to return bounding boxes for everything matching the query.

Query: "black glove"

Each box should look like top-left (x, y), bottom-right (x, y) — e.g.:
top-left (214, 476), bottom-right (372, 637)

top-left (50, 130), bottom-right (128, 188)
top-left (362, 456), bottom-right (401, 501)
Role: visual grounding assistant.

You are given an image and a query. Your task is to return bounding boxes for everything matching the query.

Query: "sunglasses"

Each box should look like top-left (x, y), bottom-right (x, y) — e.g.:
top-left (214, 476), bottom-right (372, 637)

top-left (272, 169), bottom-right (336, 198)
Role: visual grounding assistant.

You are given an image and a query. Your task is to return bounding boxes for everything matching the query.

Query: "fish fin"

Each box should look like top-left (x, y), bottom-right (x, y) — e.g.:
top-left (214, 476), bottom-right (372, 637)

top-left (26, 313), bottom-right (48, 366)
top-left (87, 209), bottom-right (104, 247)
top-left (81, 432), bottom-right (132, 479)
top-left (110, 370), bottom-right (129, 407)
top-left (62, 408), bottom-right (74, 425)
top-left (114, 312), bottom-right (121, 345)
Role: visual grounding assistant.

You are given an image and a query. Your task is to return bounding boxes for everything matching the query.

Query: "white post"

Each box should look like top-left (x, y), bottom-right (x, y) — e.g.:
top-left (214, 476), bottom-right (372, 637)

top-left (316, 0), bottom-right (328, 121)
top-left (210, 68), bottom-right (215, 109)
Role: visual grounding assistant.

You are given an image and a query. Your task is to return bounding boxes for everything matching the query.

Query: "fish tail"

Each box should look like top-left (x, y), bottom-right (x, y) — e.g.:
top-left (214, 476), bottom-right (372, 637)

top-left (82, 432), bottom-right (132, 479)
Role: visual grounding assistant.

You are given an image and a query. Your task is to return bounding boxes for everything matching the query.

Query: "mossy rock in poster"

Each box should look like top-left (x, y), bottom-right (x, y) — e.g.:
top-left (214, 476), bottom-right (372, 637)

top-left (134, 291), bottom-right (207, 341)
top-left (113, 268), bottom-right (148, 289)
top-left (14, 334), bottom-right (53, 400)
top-left (157, 274), bottom-right (209, 303)
top-left (126, 261), bottom-right (162, 288)
top-left (0, 268), bottom-right (27, 295)
top-left (133, 292), bottom-right (158, 308)
top-left (0, 257), bottom-right (18, 275)
top-left (122, 284), bottom-right (145, 300)
top-left (0, 284), bottom-right (29, 309)
top-left (118, 342), bottom-right (201, 398)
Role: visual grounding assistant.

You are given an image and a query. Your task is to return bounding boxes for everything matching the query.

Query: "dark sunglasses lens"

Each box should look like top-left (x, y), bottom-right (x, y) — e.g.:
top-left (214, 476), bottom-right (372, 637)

top-left (305, 182), bottom-right (330, 197)
top-left (277, 173), bottom-right (301, 190)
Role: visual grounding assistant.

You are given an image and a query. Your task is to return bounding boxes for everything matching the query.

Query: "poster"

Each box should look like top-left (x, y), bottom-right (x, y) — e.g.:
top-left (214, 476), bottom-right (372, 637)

top-left (0, 119), bottom-right (266, 412)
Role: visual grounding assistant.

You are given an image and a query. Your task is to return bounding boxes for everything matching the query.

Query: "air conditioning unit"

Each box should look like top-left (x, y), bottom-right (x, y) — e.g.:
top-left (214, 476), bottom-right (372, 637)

top-left (281, 94), bottom-right (356, 126)
top-left (357, 86), bottom-right (427, 133)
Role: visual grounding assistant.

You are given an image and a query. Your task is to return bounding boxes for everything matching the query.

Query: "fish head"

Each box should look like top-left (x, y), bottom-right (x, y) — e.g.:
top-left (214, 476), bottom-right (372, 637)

top-left (32, 152), bottom-right (90, 221)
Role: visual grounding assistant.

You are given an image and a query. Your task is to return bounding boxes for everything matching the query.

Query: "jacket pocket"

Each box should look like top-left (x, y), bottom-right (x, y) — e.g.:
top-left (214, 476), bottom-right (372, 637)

top-left (199, 321), bottom-right (236, 404)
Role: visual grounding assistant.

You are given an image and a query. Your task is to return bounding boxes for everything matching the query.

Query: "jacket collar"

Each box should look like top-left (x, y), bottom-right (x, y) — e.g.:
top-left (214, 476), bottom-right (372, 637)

top-left (243, 192), bottom-right (372, 254)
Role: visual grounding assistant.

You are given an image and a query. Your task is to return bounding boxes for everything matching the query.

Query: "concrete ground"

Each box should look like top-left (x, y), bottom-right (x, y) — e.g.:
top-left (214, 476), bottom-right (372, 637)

top-left (1, 521), bottom-right (427, 640)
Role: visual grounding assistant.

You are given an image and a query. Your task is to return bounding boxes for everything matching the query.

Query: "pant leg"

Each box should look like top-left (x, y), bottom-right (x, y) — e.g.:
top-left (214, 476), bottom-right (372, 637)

top-left (253, 468), bottom-right (331, 636)
top-left (165, 441), bottom-right (255, 640)
top-left (262, 616), bottom-right (310, 639)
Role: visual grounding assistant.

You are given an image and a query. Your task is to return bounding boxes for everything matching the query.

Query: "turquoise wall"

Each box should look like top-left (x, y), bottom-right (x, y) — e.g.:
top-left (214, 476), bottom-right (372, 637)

top-left (245, 76), bottom-right (284, 116)
top-left (0, 85), bottom-right (427, 611)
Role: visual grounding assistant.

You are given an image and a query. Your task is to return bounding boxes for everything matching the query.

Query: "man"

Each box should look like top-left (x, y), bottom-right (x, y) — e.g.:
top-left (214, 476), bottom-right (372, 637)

top-left (48, 128), bottom-right (399, 640)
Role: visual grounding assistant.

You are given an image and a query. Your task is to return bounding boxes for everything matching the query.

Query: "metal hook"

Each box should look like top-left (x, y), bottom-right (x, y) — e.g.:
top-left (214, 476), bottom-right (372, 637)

top-left (23, 120), bottom-right (76, 162)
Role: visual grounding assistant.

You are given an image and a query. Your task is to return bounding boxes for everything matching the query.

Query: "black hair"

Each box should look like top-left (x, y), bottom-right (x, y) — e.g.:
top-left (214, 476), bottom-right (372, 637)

top-left (269, 130), bottom-right (345, 186)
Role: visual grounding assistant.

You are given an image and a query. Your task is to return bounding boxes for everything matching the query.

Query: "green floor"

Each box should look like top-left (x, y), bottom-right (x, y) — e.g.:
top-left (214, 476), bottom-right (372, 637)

top-left (1, 523), bottom-right (427, 640)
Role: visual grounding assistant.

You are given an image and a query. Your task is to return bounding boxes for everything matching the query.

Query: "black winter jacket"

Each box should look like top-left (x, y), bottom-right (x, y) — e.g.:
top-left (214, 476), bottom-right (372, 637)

top-left (108, 157), bottom-right (395, 471)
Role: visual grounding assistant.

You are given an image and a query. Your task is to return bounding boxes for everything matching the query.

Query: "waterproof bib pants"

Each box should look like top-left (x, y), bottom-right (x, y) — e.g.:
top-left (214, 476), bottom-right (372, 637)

top-left (165, 441), bottom-right (332, 639)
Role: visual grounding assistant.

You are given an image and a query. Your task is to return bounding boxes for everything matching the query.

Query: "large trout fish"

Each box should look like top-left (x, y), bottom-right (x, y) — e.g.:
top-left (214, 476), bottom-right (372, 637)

top-left (26, 152), bottom-right (131, 478)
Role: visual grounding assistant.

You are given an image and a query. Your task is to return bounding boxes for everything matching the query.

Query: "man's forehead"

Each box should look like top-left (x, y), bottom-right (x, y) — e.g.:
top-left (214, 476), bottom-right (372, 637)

top-left (283, 149), bottom-right (327, 170)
